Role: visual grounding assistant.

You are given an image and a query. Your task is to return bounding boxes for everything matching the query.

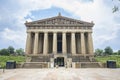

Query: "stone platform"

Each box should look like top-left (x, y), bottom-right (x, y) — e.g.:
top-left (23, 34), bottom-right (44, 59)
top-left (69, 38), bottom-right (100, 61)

top-left (0, 68), bottom-right (120, 80)
top-left (23, 55), bottom-right (102, 68)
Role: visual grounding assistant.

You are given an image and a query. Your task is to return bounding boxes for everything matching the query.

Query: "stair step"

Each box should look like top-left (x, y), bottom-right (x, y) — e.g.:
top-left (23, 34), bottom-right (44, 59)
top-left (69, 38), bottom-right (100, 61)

top-left (81, 62), bottom-right (102, 68)
top-left (22, 62), bottom-right (48, 68)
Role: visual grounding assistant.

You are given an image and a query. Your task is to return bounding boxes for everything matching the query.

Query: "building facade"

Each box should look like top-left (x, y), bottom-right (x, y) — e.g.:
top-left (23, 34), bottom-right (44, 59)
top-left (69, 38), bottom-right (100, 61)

top-left (25, 13), bottom-right (94, 68)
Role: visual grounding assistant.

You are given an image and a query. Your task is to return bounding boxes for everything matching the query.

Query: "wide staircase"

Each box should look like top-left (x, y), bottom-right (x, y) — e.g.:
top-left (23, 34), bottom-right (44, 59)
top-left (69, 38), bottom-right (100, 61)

top-left (22, 62), bottom-right (48, 68)
top-left (72, 56), bottom-right (91, 62)
top-left (31, 56), bottom-right (50, 62)
top-left (22, 54), bottom-right (102, 68)
top-left (81, 62), bottom-right (102, 68)
top-left (71, 56), bottom-right (102, 68)
top-left (22, 55), bottom-right (51, 68)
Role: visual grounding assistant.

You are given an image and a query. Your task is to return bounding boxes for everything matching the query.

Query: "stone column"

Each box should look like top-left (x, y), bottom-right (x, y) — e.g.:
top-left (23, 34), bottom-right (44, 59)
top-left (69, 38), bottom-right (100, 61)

top-left (71, 32), bottom-right (76, 55)
top-left (43, 32), bottom-right (48, 55)
top-left (88, 32), bottom-right (94, 55)
top-left (80, 32), bottom-right (86, 55)
top-left (62, 32), bottom-right (67, 54)
top-left (25, 32), bottom-right (32, 54)
top-left (39, 34), bottom-right (43, 53)
top-left (53, 32), bottom-right (57, 54)
top-left (33, 32), bottom-right (39, 55)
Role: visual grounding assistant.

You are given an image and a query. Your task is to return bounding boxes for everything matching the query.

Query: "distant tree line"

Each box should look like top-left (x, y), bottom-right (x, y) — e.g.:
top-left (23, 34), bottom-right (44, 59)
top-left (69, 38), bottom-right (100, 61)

top-left (94, 46), bottom-right (120, 56)
top-left (0, 46), bottom-right (24, 56)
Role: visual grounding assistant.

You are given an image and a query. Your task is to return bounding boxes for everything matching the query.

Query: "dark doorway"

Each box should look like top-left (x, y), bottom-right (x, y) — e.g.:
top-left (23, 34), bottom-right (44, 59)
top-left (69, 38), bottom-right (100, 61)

top-left (57, 33), bottom-right (62, 53)
top-left (54, 57), bottom-right (64, 67)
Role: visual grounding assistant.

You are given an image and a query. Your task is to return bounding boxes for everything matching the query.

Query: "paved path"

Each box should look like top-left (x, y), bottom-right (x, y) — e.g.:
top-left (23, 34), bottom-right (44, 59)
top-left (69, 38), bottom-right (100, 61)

top-left (0, 68), bottom-right (120, 80)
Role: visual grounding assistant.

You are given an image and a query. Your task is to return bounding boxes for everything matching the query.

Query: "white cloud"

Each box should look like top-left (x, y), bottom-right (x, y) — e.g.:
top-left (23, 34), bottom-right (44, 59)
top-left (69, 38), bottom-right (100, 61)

top-left (0, 0), bottom-right (120, 50)
top-left (1, 28), bottom-right (26, 46)
top-left (51, 0), bottom-right (120, 49)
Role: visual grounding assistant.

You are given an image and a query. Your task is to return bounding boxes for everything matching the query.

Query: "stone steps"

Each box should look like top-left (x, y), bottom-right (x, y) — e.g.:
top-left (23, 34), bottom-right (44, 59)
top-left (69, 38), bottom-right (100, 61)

top-left (24, 55), bottom-right (101, 68)
top-left (81, 62), bottom-right (102, 68)
top-left (31, 56), bottom-right (50, 62)
top-left (22, 62), bottom-right (48, 68)
top-left (72, 56), bottom-right (90, 62)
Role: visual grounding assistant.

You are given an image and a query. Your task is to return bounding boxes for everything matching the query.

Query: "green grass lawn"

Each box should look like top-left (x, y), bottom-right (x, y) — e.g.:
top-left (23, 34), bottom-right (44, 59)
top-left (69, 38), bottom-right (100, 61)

top-left (0, 55), bottom-right (120, 68)
top-left (95, 55), bottom-right (120, 68)
top-left (0, 56), bottom-right (25, 68)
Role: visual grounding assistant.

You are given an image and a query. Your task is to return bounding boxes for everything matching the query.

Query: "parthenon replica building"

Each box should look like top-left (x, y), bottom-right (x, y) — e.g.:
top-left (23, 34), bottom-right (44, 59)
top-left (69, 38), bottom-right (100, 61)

top-left (24, 13), bottom-right (96, 68)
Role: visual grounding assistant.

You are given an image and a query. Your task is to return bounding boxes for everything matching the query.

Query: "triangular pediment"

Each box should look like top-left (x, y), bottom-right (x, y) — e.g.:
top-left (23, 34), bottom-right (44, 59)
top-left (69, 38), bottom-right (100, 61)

top-left (25, 14), bottom-right (94, 26)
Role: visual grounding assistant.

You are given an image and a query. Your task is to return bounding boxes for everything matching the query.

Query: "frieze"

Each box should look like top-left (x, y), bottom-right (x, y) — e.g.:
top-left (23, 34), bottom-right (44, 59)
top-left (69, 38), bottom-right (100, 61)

top-left (27, 26), bottom-right (92, 30)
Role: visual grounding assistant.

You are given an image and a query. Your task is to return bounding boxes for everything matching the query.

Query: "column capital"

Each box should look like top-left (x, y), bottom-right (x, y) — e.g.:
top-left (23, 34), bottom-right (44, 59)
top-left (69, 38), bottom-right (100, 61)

top-left (27, 32), bottom-right (31, 34)
top-left (62, 32), bottom-right (66, 33)
top-left (53, 32), bottom-right (57, 34)
top-left (80, 32), bottom-right (84, 33)
top-left (71, 32), bottom-right (75, 33)
top-left (34, 32), bottom-right (39, 33)
top-left (44, 31), bottom-right (48, 33)
top-left (89, 32), bottom-right (93, 34)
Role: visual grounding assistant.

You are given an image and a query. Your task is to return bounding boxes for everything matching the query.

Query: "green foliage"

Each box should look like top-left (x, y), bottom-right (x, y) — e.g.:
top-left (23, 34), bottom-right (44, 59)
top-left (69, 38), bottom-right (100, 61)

top-left (118, 50), bottom-right (120, 55)
top-left (0, 49), bottom-right (10, 56)
top-left (0, 56), bottom-right (25, 67)
top-left (0, 46), bottom-right (24, 56)
top-left (0, 47), bottom-right (25, 67)
top-left (16, 48), bottom-right (24, 55)
top-left (112, 0), bottom-right (120, 13)
top-left (95, 55), bottom-right (120, 68)
top-left (112, 6), bottom-right (119, 13)
top-left (94, 46), bottom-right (120, 56)
top-left (8, 46), bottom-right (14, 54)
top-left (113, 52), bottom-right (118, 55)
top-left (94, 48), bottom-right (103, 56)
top-left (104, 46), bottom-right (113, 55)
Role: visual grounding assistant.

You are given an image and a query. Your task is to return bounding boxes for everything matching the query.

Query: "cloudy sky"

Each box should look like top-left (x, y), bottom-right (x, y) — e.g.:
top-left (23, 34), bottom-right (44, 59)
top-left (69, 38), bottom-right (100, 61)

top-left (0, 0), bottom-right (120, 51)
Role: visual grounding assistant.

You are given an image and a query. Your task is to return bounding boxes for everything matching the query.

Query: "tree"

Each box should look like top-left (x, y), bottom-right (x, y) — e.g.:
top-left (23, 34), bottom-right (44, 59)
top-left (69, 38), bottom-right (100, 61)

top-left (7, 46), bottom-right (14, 54)
top-left (0, 49), bottom-right (10, 56)
top-left (16, 48), bottom-right (24, 55)
top-left (112, 0), bottom-right (120, 13)
top-left (113, 52), bottom-right (118, 55)
top-left (94, 48), bottom-right (103, 56)
top-left (112, 6), bottom-right (119, 13)
top-left (104, 46), bottom-right (113, 55)
top-left (118, 50), bottom-right (120, 55)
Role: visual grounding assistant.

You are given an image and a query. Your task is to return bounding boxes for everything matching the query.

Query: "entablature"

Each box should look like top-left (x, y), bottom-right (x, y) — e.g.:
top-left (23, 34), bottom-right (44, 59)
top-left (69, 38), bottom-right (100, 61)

top-left (27, 26), bottom-right (92, 30)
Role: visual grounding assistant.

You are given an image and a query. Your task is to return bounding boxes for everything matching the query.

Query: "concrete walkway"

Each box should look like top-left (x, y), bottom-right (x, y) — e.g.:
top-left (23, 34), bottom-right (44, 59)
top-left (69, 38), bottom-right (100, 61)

top-left (0, 68), bottom-right (120, 80)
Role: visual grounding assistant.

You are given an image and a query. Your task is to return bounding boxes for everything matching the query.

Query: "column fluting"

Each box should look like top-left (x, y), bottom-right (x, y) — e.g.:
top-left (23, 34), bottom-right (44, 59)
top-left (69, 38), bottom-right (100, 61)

top-left (80, 32), bottom-right (86, 55)
top-left (71, 32), bottom-right (76, 55)
top-left (88, 32), bottom-right (94, 55)
top-left (62, 32), bottom-right (67, 54)
top-left (25, 32), bottom-right (32, 54)
top-left (33, 32), bottom-right (39, 55)
top-left (43, 32), bottom-right (48, 55)
top-left (53, 32), bottom-right (57, 54)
